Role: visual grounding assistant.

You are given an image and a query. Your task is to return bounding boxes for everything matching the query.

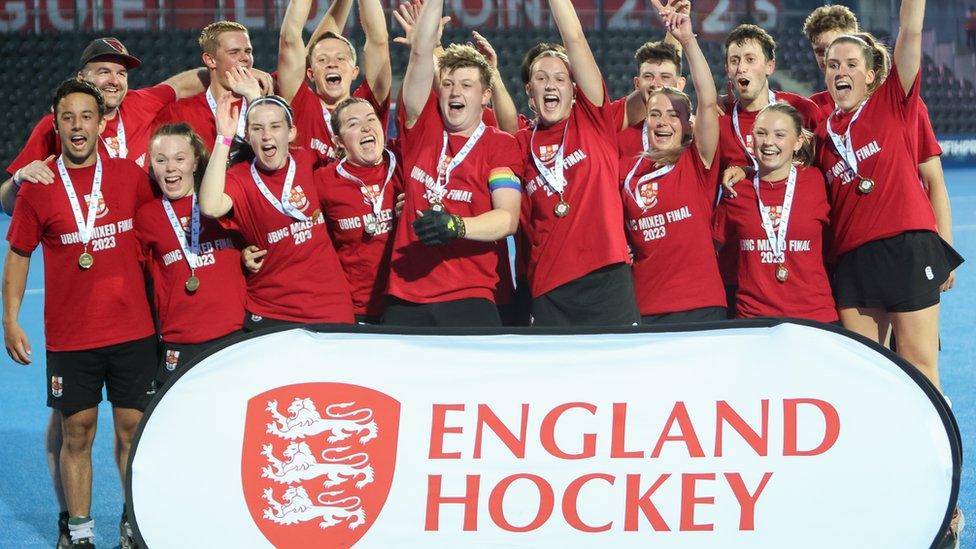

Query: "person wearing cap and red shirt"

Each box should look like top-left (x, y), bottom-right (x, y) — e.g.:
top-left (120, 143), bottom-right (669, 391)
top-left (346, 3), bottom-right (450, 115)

top-left (0, 37), bottom-right (211, 215)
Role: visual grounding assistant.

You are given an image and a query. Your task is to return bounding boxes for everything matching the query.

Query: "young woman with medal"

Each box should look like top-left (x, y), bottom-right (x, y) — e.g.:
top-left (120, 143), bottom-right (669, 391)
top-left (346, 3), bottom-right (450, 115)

top-left (135, 123), bottom-right (246, 385)
top-left (814, 0), bottom-right (963, 388)
top-left (714, 103), bottom-right (837, 323)
top-left (199, 90), bottom-right (355, 330)
top-left (515, 0), bottom-right (648, 326)
top-left (621, 7), bottom-right (727, 325)
top-left (315, 97), bottom-right (402, 324)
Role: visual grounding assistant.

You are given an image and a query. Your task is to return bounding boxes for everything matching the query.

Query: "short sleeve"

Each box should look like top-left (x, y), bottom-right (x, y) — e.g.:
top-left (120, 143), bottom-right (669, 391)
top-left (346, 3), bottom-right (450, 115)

top-left (487, 133), bottom-right (524, 193)
top-left (6, 188), bottom-right (44, 254)
top-left (126, 85), bottom-right (178, 120)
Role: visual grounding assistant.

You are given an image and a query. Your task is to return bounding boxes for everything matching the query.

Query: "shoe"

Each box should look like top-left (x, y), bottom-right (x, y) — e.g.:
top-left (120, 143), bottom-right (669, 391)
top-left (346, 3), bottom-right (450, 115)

top-left (119, 514), bottom-right (139, 549)
top-left (56, 512), bottom-right (70, 549)
top-left (68, 538), bottom-right (94, 548)
top-left (937, 507), bottom-right (964, 549)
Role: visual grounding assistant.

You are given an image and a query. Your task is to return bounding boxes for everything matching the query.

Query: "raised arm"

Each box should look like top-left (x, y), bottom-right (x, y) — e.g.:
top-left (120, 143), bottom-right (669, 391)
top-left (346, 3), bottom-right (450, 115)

top-left (893, 0), bottom-right (925, 95)
top-left (360, 0), bottom-right (393, 104)
top-left (401, 0), bottom-right (443, 128)
top-left (3, 249), bottom-right (32, 364)
top-left (199, 93), bottom-right (238, 219)
top-left (548, 0), bottom-right (604, 105)
top-left (668, 9), bottom-right (718, 167)
top-left (162, 67), bottom-right (210, 100)
top-left (472, 31), bottom-right (518, 134)
top-left (308, 0), bottom-right (353, 47)
top-left (278, 0), bottom-right (314, 103)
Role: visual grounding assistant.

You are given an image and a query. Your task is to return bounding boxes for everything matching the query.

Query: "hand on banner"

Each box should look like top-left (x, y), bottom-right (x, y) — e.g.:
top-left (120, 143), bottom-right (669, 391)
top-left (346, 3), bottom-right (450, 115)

top-left (227, 66), bottom-right (263, 102)
top-left (242, 245), bottom-right (267, 274)
top-left (15, 155), bottom-right (56, 186)
top-left (4, 321), bottom-right (31, 365)
top-left (216, 92), bottom-right (242, 139)
top-left (722, 165), bottom-right (747, 198)
top-left (393, 0), bottom-right (450, 49)
top-left (413, 208), bottom-right (464, 246)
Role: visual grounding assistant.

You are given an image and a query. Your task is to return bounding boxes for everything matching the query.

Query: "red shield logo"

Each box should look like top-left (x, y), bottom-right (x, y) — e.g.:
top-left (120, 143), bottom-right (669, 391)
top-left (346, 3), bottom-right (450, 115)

top-left (639, 181), bottom-right (659, 209)
top-left (241, 383), bottom-right (400, 548)
top-left (764, 205), bottom-right (783, 227)
top-left (84, 193), bottom-right (109, 219)
top-left (288, 185), bottom-right (310, 213)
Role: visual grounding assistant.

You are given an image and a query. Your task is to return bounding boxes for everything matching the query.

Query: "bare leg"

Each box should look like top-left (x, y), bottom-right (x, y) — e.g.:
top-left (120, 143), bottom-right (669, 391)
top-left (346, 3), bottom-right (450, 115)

top-left (890, 303), bottom-right (941, 389)
top-left (838, 307), bottom-right (889, 344)
top-left (112, 407), bottom-right (143, 486)
top-left (47, 411), bottom-right (67, 511)
top-left (60, 407), bottom-right (98, 517)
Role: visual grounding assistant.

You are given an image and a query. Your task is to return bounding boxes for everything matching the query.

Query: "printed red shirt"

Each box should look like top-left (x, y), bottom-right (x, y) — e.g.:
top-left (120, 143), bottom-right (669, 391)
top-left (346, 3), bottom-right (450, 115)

top-left (516, 82), bottom-right (629, 297)
top-left (713, 165), bottom-right (837, 322)
top-left (219, 149), bottom-right (354, 323)
top-left (315, 154), bottom-right (402, 316)
top-left (815, 65), bottom-right (937, 256)
top-left (6, 157), bottom-right (155, 351)
top-left (156, 91), bottom-right (245, 153)
top-left (8, 84), bottom-right (176, 174)
top-left (292, 80), bottom-right (390, 166)
top-left (388, 91), bottom-right (523, 304)
top-left (617, 120), bottom-right (645, 160)
top-left (810, 90), bottom-right (943, 161)
top-left (136, 195), bottom-right (246, 344)
top-left (622, 143), bottom-right (725, 315)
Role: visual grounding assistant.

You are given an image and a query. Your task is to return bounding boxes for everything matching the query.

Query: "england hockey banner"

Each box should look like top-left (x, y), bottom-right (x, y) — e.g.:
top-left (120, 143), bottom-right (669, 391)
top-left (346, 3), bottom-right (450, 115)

top-left (127, 321), bottom-right (960, 548)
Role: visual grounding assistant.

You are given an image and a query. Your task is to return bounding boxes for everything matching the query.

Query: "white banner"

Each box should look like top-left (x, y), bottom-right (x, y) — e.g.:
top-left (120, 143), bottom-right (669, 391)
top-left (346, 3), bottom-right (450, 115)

top-left (128, 321), bottom-right (959, 548)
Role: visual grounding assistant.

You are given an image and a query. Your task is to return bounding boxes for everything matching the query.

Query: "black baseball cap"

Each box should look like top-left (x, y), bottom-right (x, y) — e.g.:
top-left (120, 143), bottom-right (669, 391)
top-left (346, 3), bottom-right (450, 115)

top-left (79, 37), bottom-right (141, 70)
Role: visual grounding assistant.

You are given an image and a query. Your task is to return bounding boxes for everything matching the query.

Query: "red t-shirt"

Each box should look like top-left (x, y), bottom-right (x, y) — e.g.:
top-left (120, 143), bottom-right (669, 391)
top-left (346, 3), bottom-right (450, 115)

top-left (292, 80), bottom-right (390, 166)
top-left (156, 90), bottom-right (245, 152)
top-left (219, 149), bottom-right (354, 323)
top-left (815, 66), bottom-right (938, 256)
top-left (713, 166), bottom-right (837, 323)
top-left (6, 157), bottom-right (156, 351)
top-left (516, 82), bottom-right (629, 297)
top-left (388, 92), bottom-right (523, 304)
top-left (622, 144), bottom-right (725, 315)
top-left (810, 89), bottom-right (943, 161)
top-left (8, 84), bottom-right (176, 174)
top-left (617, 121), bottom-right (645, 160)
top-left (136, 195), bottom-right (246, 344)
top-left (315, 154), bottom-right (402, 316)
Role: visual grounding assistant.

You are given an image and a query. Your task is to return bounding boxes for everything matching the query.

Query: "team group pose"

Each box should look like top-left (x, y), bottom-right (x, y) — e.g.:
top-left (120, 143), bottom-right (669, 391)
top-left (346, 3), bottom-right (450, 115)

top-left (0, 0), bottom-right (963, 547)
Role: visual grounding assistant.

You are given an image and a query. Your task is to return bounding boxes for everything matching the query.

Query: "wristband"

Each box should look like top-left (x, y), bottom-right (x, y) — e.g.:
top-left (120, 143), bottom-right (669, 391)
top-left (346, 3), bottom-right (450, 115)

top-left (216, 135), bottom-right (234, 148)
top-left (451, 214), bottom-right (466, 238)
top-left (11, 169), bottom-right (23, 188)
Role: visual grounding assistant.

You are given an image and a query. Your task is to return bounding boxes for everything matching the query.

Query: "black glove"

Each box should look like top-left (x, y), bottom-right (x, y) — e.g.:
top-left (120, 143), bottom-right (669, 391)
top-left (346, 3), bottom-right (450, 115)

top-left (413, 209), bottom-right (465, 246)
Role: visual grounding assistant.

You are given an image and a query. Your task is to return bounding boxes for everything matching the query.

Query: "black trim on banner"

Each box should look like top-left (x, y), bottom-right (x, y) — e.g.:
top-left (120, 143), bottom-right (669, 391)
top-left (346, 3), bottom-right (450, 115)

top-left (125, 318), bottom-right (962, 548)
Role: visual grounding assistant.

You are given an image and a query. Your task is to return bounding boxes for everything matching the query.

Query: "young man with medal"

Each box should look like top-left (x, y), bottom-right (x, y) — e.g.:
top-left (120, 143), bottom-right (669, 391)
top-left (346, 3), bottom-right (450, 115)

top-left (814, 0), bottom-right (963, 390)
top-left (714, 102), bottom-right (836, 323)
top-left (516, 0), bottom-right (642, 326)
top-left (385, 0), bottom-right (523, 327)
top-left (315, 97), bottom-right (402, 324)
top-left (199, 93), bottom-right (354, 329)
top-left (135, 123), bottom-right (246, 386)
top-left (3, 79), bottom-right (158, 549)
top-left (620, 7), bottom-right (727, 325)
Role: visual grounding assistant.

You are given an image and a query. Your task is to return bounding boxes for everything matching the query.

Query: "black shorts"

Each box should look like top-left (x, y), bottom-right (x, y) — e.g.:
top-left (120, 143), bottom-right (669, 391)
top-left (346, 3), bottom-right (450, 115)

top-left (382, 297), bottom-right (502, 327)
top-left (642, 306), bottom-right (728, 325)
top-left (46, 335), bottom-right (158, 413)
top-left (156, 331), bottom-right (243, 388)
top-left (243, 311), bottom-right (302, 333)
top-left (532, 263), bottom-right (640, 327)
top-left (833, 231), bottom-right (964, 312)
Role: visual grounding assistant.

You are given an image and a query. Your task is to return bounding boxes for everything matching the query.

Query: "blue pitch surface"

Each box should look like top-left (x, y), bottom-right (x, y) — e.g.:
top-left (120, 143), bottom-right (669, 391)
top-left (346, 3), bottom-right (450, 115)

top-left (0, 170), bottom-right (973, 548)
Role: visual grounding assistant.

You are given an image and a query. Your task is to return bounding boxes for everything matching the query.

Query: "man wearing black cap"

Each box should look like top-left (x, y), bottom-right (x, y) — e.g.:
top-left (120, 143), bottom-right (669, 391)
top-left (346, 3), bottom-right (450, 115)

top-left (0, 36), bottom-right (209, 214)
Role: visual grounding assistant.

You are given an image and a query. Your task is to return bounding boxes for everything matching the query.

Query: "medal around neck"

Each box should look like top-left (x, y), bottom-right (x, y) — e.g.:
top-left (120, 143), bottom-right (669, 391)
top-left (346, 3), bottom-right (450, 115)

top-left (554, 200), bottom-right (570, 218)
top-left (79, 252), bottom-right (94, 270)
top-left (364, 220), bottom-right (380, 236)
top-left (857, 178), bottom-right (875, 195)
top-left (185, 275), bottom-right (201, 292)
top-left (776, 264), bottom-right (789, 283)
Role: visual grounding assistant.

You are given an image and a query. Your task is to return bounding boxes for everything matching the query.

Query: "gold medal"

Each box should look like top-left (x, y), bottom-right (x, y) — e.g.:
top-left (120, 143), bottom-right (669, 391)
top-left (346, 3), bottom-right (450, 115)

top-left (775, 264), bottom-right (789, 283)
top-left (78, 252), bottom-right (94, 270)
top-left (364, 220), bottom-right (379, 236)
top-left (185, 275), bottom-right (200, 292)
top-left (554, 200), bottom-right (570, 218)
top-left (857, 178), bottom-right (875, 194)
top-left (431, 202), bottom-right (445, 212)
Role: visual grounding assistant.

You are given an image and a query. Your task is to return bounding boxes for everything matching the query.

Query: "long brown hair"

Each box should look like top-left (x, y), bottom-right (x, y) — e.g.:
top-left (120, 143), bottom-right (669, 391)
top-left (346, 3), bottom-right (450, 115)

top-left (827, 32), bottom-right (890, 93)
top-left (641, 86), bottom-right (693, 166)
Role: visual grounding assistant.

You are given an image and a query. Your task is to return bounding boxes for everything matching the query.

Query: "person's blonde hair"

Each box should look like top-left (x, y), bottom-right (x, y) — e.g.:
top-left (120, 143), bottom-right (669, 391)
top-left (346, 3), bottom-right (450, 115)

top-left (437, 44), bottom-right (494, 89)
top-left (199, 21), bottom-right (249, 56)
top-left (803, 5), bottom-right (859, 42)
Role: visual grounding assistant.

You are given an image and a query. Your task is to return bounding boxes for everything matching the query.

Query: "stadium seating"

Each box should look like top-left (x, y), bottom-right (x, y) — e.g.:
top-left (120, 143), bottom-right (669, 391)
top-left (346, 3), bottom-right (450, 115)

top-left (1, 26), bottom-right (972, 171)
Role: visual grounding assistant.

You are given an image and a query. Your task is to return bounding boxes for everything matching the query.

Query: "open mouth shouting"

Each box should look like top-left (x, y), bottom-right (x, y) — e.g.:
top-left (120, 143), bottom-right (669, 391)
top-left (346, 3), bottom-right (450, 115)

top-left (542, 93), bottom-right (560, 113)
top-left (324, 72), bottom-right (343, 88)
top-left (358, 134), bottom-right (377, 153)
top-left (259, 142), bottom-right (279, 162)
top-left (162, 174), bottom-right (187, 195)
top-left (758, 144), bottom-right (782, 164)
top-left (448, 100), bottom-right (465, 115)
top-left (651, 127), bottom-right (675, 147)
top-left (832, 78), bottom-right (853, 101)
top-left (69, 133), bottom-right (89, 152)
top-left (735, 77), bottom-right (751, 95)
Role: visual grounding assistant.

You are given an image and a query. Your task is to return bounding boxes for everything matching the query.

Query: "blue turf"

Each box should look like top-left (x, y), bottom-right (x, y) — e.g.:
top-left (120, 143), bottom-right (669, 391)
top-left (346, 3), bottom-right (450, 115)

top-left (0, 170), bottom-right (973, 548)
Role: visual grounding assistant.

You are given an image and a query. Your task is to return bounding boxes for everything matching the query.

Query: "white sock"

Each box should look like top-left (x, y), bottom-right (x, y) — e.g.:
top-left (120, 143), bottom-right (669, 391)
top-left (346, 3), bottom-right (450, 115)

top-left (68, 517), bottom-right (94, 542)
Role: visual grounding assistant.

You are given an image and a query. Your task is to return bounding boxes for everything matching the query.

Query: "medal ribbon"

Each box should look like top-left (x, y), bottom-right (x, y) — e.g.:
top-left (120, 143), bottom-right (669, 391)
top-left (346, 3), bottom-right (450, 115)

top-left (57, 156), bottom-right (103, 250)
top-left (101, 114), bottom-right (127, 158)
top-left (321, 105), bottom-right (337, 140)
top-left (428, 121), bottom-right (486, 205)
top-left (753, 165), bottom-right (797, 265)
top-left (641, 121), bottom-right (649, 153)
top-left (732, 88), bottom-right (777, 169)
top-left (250, 155), bottom-right (308, 221)
top-left (161, 193), bottom-right (201, 273)
top-left (623, 156), bottom-right (675, 209)
top-left (336, 150), bottom-right (397, 221)
top-left (825, 98), bottom-right (870, 180)
top-left (530, 122), bottom-right (571, 196)
top-left (206, 89), bottom-right (248, 138)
